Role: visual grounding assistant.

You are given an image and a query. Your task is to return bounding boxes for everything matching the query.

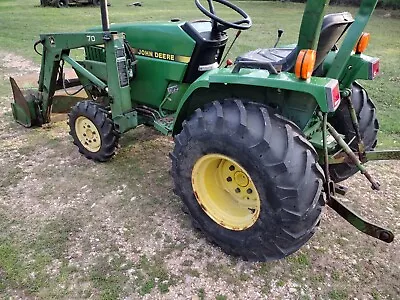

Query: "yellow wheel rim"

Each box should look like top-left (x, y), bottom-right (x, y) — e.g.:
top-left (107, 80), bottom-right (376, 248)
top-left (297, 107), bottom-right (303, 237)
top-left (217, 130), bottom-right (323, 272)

top-left (75, 116), bottom-right (101, 153)
top-left (192, 154), bottom-right (261, 231)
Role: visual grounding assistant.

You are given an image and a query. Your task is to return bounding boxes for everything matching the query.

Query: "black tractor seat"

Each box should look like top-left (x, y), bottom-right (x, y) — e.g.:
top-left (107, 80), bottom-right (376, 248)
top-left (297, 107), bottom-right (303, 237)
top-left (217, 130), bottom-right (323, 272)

top-left (235, 12), bottom-right (354, 73)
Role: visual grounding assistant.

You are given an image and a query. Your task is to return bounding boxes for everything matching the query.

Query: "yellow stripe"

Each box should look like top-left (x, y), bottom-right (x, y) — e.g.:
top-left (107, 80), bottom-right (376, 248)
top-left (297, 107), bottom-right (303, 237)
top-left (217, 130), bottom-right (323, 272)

top-left (174, 55), bottom-right (191, 64)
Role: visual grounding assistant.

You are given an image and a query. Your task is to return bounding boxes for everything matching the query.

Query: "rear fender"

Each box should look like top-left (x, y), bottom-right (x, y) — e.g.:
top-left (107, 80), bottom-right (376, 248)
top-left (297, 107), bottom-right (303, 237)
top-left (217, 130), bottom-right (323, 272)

top-left (172, 68), bottom-right (338, 135)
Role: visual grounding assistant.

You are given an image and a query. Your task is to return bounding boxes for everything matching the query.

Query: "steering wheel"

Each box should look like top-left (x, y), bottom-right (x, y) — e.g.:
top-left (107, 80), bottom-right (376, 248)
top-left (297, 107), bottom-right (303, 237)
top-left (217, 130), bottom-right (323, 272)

top-left (195, 0), bottom-right (252, 31)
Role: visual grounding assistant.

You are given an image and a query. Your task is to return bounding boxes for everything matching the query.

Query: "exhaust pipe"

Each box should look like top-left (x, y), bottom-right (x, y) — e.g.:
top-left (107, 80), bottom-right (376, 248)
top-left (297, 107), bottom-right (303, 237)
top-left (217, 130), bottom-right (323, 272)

top-left (100, 0), bottom-right (110, 32)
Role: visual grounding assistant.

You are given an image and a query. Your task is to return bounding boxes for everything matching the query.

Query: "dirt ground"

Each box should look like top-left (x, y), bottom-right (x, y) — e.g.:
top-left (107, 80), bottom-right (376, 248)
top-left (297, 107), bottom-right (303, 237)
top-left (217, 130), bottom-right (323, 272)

top-left (0, 52), bottom-right (399, 300)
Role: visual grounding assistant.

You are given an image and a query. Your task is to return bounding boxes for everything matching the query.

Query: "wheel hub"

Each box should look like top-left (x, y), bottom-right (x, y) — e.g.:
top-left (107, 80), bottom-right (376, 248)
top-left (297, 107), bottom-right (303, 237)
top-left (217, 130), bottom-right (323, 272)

top-left (234, 171), bottom-right (249, 187)
top-left (75, 116), bottom-right (101, 152)
top-left (192, 154), bottom-right (261, 231)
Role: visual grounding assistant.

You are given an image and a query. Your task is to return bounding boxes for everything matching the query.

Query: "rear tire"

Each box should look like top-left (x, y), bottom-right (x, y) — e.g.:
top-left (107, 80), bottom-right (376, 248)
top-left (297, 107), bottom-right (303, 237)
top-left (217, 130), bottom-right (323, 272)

top-left (328, 82), bottom-right (379, 182)
top-left (68, 101), bottom-right (119, 162)
top-left (170, 100), bottom-right (325, 261)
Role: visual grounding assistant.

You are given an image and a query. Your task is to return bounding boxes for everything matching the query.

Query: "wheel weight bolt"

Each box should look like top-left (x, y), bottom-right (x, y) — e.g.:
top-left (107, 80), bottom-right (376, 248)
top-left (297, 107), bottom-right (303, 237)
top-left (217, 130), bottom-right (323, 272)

top-left (247, 188), bottom-right (252, 194)
top-left (235, 188), bottom-right (241, 193)
top-left (229, 165), bottom-right (235, 171)
top-left (227, 177), bottom-right (232, 182)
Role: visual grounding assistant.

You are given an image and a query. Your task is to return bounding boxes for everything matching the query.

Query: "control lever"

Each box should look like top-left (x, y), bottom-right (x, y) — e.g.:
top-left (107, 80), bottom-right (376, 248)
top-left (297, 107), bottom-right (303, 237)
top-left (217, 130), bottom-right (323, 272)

top-left (273, 29), bottom-right (284, 48)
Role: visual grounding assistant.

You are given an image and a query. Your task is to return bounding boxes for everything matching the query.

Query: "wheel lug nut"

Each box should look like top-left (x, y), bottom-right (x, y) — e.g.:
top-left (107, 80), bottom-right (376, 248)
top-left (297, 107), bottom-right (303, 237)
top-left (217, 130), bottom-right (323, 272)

top-left (227, 177), bottom-right (232, 182)
top-left (235, 188), bottom-right (241, 193)
top-left (229, 165), bottom-right (235, 171)
top-left (247, 188), bottom-right (253, 194)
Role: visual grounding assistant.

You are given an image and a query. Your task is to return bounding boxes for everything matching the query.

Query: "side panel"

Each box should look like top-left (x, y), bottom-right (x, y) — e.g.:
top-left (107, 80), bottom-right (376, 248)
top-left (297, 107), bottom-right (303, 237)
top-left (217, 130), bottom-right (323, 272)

top-left (92, 23), bottom-right (196, 108)
top-left (129, 58), bottom-right (189, 108)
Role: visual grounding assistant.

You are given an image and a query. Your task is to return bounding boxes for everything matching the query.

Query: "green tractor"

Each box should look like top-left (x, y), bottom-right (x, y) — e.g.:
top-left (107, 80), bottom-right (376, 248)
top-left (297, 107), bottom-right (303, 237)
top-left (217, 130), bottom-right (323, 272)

top-left (10, 0), bottom-right (398, 261)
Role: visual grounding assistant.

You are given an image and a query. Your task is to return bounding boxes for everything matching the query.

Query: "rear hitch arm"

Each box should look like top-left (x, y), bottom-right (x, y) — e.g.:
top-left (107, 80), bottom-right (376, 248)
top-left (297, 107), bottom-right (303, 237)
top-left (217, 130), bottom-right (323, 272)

top-left (328, 195), bottom-right (394, 243)
top-left (319, 112), bottom-right (394, 243)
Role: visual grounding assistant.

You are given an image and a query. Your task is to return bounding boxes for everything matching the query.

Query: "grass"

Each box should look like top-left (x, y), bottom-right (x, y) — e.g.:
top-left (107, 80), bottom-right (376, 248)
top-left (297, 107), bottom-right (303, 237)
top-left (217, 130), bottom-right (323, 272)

top-left (0, 236), bottom-right (77, 297)
top-left (328, 289), bottom-right (349, 300)
top-left (90, 257), bottom-right (132, 300)
top-left (198, 288), bottom-right (206, 300)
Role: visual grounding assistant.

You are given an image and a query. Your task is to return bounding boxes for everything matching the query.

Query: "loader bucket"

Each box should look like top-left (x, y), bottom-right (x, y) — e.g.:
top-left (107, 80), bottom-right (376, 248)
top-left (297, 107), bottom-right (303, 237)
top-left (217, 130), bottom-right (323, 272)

top-left (10, 69), bottom-right (88, 127)
top-left (10, 77), bottom-right (40, 127)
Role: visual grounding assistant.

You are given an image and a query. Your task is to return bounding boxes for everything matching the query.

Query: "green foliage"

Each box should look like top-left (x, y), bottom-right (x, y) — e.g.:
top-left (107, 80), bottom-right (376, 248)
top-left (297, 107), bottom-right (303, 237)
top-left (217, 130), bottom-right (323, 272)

top-left (0, 241), bottom-right (23, 292)
top-left (135, 255), bottom-right (176, 295)
top-left (34, 216), bottom-right (81, 259)
top-left (381, 0), bottom-right (400, 9)
top-left (90, 257), bottom-right (131, 300)
top-left (287, 253), bottom-right (310, 268)
top-left (331, 0), bottom-right (400, 9)
top-left (139, 279), bottom-right (155, 296)
top-left (244, 0), bottom-right (400, 9)
top-left (0, 237), bottom-right (77, 297)
top-left (198, 288), bottom-right (206, 300)
top-left (328, 289), bottom-right (349, 300)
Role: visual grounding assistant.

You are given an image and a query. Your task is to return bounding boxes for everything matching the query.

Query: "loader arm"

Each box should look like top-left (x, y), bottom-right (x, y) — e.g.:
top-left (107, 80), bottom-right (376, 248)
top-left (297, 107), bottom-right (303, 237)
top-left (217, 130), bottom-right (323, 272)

top-left (10, 31), bottom-right (137, 133)
top-left (37, 32), bottom-right (107, 123)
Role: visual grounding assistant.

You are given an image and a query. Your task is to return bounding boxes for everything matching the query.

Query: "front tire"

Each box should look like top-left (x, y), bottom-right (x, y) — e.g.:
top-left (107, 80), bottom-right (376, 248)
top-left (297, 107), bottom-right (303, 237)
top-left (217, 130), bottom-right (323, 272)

top-left (171, 100), bottom-right (325, 261)
top-left (68, 101), bottom-right (119, 162)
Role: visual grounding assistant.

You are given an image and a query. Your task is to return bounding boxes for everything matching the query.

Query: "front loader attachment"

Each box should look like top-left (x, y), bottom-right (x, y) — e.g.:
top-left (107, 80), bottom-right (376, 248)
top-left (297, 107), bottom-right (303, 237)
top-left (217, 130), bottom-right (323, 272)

top-left (10, 69), bottom-right (88, 127)
top-left (10, 77), bottom-right (41, 127)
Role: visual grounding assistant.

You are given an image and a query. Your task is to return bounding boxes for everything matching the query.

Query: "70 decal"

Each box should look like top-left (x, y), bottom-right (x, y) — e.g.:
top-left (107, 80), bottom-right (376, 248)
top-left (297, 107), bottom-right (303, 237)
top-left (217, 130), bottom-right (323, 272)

top-left (87, 35), bottom-right (96, 42)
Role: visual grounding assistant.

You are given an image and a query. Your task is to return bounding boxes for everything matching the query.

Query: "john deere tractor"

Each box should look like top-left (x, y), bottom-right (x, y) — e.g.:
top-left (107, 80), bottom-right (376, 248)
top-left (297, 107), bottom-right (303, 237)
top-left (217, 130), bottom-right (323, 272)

top-left (10, 0), bottom-right (399, 261)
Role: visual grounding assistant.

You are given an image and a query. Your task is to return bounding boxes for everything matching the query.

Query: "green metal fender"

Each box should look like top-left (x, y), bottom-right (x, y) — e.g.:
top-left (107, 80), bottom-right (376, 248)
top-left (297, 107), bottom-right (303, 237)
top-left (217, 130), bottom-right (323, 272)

top-left (172, 67), bottom-right (338, 134)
